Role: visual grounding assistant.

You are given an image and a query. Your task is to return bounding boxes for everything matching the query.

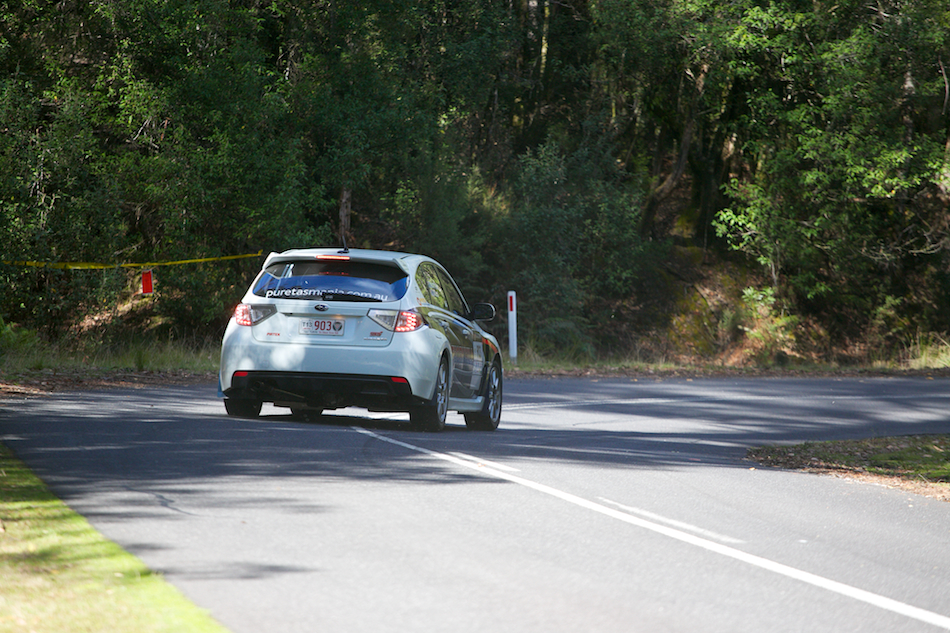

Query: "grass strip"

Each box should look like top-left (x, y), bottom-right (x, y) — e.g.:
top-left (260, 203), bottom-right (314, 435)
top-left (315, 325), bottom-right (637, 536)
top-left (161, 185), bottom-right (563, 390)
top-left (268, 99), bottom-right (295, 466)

top-left (0, 443), bottom-right (230, 633)
top-left (748, 435), bottom-right (950, 501)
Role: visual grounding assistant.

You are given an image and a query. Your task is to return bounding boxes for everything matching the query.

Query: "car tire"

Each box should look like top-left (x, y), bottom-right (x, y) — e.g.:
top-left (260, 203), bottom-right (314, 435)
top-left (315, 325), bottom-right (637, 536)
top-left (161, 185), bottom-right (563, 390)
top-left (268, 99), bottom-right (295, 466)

top-left (464, 360), bottom-right (502, 431)
top-left (411, 356), bottom-right (449, 432)
top-left (224, 398), bottom-right (262, 418)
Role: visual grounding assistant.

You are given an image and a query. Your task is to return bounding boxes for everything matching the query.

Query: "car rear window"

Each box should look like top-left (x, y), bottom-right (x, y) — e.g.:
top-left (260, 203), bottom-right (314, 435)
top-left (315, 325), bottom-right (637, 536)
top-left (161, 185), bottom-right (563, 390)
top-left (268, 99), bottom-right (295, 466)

top-left (252, 260), bottom-right (409, 302)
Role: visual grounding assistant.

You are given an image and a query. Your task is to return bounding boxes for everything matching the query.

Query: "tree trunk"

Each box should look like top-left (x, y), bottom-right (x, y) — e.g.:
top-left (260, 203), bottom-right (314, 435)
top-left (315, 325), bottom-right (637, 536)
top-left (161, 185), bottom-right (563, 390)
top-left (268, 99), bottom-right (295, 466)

top-left (639, 117), bottom-right (695, 237)
top-left (639, 64), bottom-right (708, 237)
top-left (339, 187), bottom-right (351, 248)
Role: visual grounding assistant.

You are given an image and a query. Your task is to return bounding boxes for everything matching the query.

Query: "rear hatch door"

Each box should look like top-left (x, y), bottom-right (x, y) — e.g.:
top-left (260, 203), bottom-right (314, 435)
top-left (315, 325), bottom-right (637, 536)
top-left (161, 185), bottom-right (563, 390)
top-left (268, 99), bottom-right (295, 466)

top-left (246, 257), bottom-right (410, 347)
top-left (250, 301), bottom-right (396, 347)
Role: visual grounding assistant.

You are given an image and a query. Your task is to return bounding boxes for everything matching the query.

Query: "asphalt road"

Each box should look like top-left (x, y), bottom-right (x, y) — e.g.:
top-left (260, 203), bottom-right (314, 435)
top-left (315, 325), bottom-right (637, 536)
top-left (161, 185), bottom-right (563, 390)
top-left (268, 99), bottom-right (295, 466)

top-left (2, 376), bottom-right (950, 632)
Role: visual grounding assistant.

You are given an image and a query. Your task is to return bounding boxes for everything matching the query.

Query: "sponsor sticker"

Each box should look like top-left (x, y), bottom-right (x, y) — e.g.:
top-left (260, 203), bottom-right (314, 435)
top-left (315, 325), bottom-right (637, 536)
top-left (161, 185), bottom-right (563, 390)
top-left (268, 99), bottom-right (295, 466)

top-left (265, 287), bottom-right (388, 301)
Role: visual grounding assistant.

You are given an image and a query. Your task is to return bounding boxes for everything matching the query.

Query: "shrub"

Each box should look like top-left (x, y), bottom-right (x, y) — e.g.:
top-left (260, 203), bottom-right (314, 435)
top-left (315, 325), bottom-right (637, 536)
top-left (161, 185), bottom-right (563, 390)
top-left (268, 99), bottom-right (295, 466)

top-left (740, 287), bottom-right (798, 365)
top-left (0, 316), bottom-right (40, 354)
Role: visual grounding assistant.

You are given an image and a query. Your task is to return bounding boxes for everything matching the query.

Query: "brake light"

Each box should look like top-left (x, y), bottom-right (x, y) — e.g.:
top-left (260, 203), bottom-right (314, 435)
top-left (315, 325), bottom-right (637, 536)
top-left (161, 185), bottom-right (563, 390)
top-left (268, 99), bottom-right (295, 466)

top-left (233, 303), bottom-right (277, 326)
top-left (395, 311), bottom-right (424, 332)
top-left (368, 309), bottom-right (425, 332)
top-left (316, 254), bottom-right (350, 261)
top-left (234, 304), bottom-right (252, 326)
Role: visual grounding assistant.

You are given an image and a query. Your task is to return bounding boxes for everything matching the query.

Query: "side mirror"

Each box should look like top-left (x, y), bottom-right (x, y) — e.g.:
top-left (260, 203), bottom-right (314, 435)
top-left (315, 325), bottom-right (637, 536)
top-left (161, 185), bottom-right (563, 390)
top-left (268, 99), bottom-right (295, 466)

top-left (469, 303), bottom-right (496, 322)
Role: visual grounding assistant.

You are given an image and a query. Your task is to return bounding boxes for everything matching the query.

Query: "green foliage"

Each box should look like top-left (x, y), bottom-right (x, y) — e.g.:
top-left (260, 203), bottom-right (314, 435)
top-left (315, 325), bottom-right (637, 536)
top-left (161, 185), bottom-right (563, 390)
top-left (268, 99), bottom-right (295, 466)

top-left (498, 140), bottom-right (589, 352)
top-left (717, 307), bottom-right (744, 346)
top-left (0, 315), bottom-right (39, 354)
top-left (0, 0), bottom-right (947, 360)
top-left (1, 0), bottom-right (527, 337)
top-left (507, 140), bottom-right (585, 311)
top-left (739, 287), bottom-right (798, 365)
top-left (496, 134), bottom-right (666, 353)
top-left (712, 0), bottom-right (950, 336)
top-left (868, 295), bottom-right (912, 352)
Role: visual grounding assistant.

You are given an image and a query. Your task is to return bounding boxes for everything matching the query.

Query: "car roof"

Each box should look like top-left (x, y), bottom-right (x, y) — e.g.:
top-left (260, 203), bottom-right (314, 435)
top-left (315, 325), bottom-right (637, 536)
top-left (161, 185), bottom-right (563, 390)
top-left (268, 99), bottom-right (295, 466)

top-left (261, 248), bottom-right (436, 274)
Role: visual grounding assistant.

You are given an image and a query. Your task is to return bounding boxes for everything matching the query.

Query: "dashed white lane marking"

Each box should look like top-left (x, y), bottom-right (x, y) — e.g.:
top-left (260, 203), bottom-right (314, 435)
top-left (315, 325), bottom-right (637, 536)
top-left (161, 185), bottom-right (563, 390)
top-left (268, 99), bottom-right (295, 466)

top-left (354, 426), bottom-right (950, 631)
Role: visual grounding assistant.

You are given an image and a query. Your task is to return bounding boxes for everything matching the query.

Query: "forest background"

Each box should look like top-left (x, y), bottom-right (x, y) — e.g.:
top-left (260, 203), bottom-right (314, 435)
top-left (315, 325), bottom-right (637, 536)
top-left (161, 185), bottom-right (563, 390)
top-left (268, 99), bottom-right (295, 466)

top-left (2, 0), bottom-right (949, 367)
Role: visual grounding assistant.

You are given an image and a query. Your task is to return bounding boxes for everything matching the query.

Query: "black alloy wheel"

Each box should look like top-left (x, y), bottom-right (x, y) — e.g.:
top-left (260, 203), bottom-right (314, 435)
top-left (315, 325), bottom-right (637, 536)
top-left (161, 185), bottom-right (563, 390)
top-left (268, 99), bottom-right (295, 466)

top-left (411, 356), bottom-right (449, 432)
top-left (464, 360), bottom-right (502, 431)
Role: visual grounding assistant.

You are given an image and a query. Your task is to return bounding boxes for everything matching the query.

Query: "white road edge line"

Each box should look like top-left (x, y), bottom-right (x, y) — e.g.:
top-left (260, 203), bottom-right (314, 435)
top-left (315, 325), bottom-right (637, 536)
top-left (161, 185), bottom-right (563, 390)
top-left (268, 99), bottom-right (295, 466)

top-left (448, 451), bottom-right (521, 472)
top-left (596, 497), bottom-right (745, 545)
top-left (353, 426), bottom-right (950, 631)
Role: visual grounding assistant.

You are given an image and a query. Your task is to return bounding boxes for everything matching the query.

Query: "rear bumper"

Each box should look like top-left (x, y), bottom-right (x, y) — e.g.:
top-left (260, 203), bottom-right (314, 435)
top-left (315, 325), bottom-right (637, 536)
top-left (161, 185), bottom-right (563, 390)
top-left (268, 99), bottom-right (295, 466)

top-left (219, 318), bottom-right (447, 408)
top-left (223, 370), bottom-right (417, 411)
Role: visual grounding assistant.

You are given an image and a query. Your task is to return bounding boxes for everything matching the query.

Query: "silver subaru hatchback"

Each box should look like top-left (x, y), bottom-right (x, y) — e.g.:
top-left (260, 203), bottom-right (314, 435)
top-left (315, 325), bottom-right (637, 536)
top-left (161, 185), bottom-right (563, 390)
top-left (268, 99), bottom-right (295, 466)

top-left (219, 248), bottom-right (502, 431)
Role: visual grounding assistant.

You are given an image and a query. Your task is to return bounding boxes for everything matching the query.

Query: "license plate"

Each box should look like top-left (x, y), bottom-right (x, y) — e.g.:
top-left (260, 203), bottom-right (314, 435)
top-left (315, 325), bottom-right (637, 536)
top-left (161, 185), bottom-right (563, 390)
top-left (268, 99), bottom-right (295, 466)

top-left (299, 318), bottom-right (345, 336)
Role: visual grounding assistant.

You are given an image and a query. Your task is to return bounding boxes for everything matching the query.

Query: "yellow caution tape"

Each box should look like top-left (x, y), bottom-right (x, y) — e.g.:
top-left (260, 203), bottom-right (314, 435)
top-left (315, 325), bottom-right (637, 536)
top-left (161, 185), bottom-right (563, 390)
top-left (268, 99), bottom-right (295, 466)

top-left (1, 251), bottom-right (263, 270)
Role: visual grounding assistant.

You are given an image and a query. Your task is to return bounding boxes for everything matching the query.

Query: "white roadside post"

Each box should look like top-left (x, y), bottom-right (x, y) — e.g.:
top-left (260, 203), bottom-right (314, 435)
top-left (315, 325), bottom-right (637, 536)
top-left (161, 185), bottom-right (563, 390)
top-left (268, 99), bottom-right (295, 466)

top-left (507, 290), bottom-right (518, 365)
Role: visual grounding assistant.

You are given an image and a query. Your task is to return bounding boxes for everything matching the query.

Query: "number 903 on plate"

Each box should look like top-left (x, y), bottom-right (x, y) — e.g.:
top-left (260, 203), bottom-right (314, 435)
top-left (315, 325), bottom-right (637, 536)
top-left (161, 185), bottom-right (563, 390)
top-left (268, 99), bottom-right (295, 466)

top-left (299, 318), bottom-right (345, 336)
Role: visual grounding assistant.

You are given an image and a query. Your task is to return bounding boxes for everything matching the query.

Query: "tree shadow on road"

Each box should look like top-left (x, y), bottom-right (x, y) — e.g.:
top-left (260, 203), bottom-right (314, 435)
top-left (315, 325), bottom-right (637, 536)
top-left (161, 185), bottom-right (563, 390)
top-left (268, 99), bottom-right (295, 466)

top-left (3, 376), bottom-right (948, 499)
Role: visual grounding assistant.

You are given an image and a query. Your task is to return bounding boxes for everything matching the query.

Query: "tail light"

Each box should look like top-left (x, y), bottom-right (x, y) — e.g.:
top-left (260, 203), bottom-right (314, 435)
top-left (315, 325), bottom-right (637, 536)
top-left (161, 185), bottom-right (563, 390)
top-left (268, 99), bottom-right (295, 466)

top-left (395, 311), bottom-right (424, 332)
top-left (234, 303), bottom-right (277, 326)
top-left (368, 309), bottom-right (426, 332)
